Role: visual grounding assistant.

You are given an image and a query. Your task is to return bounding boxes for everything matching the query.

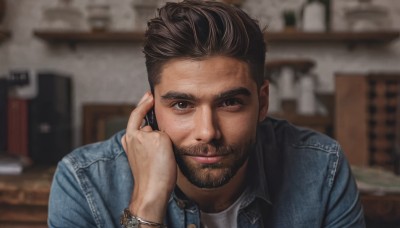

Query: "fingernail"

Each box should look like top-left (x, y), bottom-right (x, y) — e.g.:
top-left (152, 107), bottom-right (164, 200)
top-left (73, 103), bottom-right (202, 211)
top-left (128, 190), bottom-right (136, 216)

top-left (138, 92), bottom-right (149, 104)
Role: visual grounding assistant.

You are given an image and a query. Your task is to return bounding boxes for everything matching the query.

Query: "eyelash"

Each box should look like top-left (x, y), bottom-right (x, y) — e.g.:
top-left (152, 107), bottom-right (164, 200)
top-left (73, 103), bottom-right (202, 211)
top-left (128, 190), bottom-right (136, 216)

top-left (219, 98), bottom-right (243, 107)
top-left (170, 98), bottom-right (244, 113)
top-left (171, 101), bottom-right (194, 112)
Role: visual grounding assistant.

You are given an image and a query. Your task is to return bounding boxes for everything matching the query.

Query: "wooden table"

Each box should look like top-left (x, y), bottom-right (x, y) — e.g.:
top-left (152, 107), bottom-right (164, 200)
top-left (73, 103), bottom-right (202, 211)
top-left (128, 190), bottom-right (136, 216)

top-left (352, 166), bottom-right (400, 227)
top-left (0, 166), bottom-right (55, 228)
top-left (1, 165), bottom-right (400, 227)
top-left (361, 193), bottom-right (400, 228)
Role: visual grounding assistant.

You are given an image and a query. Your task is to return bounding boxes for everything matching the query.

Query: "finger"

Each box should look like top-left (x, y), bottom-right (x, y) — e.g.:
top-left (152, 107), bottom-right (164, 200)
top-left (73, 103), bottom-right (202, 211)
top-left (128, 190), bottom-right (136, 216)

top-left (140, 125), bottom-right (153, 132)
top-left (139, 119), bottom-right (146, 129)
top-left (137, 91), bottom-right (150, 106)
top-left (126, 92), bottom-right (154, 132)
top-left (121, 135), bottom-right (127, 151)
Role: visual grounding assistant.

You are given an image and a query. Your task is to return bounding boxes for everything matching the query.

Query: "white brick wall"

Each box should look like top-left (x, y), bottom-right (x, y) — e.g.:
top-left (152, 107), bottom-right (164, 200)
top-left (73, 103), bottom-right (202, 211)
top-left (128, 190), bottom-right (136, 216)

top-left (1, 0), bottom-right (399, 146)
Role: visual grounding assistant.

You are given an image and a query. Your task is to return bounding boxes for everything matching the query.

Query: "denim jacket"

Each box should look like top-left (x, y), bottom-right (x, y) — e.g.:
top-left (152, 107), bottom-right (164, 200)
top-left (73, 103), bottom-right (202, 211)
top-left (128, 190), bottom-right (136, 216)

top-left (48, 118), bottom-right (365, 228)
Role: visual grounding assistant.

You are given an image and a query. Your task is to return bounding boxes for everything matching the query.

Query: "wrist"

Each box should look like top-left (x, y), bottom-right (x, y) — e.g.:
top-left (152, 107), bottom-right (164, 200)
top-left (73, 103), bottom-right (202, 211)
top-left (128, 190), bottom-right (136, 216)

top-left (129, 191), bottom-right (170, 223)
top-left (121, 208), bottom-right (167, 228)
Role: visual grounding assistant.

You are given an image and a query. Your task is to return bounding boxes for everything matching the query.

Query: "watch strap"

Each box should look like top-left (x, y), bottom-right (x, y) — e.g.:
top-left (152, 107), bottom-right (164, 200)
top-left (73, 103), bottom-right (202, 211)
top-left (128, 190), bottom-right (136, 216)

top-left (120, 208), bottom-right (167, 228)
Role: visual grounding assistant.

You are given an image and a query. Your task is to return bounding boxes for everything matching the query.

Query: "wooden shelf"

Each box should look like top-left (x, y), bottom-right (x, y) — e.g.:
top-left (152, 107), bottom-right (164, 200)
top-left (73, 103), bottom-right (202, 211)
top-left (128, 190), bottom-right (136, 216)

top-left (266, 31), bottom-right (400, 44)
top-left (33, 30), bottom-right (400, 44)
top-left (0, 29), bottom-right (10, 42)
top-left (33, 30), bottom-right (145, 43)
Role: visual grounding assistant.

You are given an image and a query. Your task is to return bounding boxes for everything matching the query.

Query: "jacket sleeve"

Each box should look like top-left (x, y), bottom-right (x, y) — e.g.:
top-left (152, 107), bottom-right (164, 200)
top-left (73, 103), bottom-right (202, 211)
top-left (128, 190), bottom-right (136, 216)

top-left (48, 159), bottom-right (97, 228)
top-left (323, 148), bottom-right (366, 228)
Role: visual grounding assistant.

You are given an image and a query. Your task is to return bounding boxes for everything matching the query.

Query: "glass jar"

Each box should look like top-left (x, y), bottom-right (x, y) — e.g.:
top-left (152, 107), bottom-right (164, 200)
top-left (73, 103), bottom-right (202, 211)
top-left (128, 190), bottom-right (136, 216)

top-left (302, 0), bottom-right (326, 32)
top-left (42, 0), bottom-right (84, 30)
top-left (132, 0), bottom-right (158, 31)
top-left (86, 3), bottom-right (111, 31)
top-left (344, 0), bottom-right (391, 31)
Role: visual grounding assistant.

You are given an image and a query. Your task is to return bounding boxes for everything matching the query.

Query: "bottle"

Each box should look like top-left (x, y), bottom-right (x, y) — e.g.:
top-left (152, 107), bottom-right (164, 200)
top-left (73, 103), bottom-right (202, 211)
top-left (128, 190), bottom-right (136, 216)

top-left (279, 66), bottom-right (296, 100)
top-left (302, 0), bottom-right (326, 32)
top-left (298, 74), bottom-right (316, 115)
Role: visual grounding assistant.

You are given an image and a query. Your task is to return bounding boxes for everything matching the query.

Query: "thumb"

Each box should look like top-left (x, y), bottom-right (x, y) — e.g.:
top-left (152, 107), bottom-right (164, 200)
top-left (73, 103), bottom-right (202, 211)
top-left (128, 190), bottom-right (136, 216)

top-left (121, 135), bottom-right (128, 152)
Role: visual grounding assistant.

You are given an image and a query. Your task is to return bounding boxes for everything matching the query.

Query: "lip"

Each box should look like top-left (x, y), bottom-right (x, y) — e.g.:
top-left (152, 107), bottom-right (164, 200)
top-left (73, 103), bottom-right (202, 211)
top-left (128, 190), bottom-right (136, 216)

top-left (189, 156), bottom-right (225, 164)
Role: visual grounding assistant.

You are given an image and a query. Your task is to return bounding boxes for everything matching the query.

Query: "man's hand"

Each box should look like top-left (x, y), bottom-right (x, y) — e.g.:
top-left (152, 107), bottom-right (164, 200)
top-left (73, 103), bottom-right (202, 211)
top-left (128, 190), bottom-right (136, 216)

top-left (121, 92), bottom-right (177, 223)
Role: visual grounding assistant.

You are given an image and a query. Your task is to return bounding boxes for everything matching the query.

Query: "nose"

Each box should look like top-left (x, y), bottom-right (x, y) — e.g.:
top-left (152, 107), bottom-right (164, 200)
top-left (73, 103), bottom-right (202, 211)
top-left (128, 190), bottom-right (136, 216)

top-left (193, 106), bottom-right (221, 143)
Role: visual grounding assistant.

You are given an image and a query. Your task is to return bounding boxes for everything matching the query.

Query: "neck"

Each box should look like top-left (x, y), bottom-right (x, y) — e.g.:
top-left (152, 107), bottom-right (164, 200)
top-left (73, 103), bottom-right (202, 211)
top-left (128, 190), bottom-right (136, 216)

top-left (177, 160), bottom-right (248, 213)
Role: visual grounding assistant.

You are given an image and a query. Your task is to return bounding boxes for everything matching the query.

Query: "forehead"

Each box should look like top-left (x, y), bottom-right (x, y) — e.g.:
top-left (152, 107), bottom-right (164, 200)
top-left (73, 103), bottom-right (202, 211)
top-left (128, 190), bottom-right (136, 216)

top-left (155, 56), bottom-right (256, 95)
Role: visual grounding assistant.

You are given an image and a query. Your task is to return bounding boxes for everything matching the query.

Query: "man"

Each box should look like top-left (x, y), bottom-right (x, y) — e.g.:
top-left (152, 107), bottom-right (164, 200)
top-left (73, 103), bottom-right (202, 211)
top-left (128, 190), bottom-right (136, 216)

top-left (48, 1), bottom-right (365, 227)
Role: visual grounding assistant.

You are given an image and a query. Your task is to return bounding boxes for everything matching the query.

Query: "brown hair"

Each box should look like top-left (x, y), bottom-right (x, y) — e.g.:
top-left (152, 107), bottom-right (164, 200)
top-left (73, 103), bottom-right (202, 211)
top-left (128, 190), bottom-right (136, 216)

top-left (143, 0), bottom-right (266, 90)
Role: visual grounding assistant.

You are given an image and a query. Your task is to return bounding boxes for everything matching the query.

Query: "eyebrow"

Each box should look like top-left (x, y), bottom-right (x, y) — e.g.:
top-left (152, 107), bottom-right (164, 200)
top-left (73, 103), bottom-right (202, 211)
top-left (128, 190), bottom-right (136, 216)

top-left (217, 87), bottom-right (251, 100)
top-left (161, 92), bottom-right (196, 101)
top-left (160, 87), bottom-right (251, 102)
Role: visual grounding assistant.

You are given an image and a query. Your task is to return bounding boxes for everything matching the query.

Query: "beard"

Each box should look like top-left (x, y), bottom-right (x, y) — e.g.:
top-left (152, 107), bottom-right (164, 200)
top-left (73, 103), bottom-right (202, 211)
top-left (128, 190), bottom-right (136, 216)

top-left (173, 140), bottom-right (254, 189)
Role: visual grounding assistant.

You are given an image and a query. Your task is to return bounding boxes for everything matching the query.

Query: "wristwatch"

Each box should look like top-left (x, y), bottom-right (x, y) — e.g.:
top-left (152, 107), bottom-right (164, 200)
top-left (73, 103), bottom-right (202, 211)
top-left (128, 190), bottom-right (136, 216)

top-left (120, 208), bottom-right (140, 228)
top-left (120, 208), bottom-right (166, 228)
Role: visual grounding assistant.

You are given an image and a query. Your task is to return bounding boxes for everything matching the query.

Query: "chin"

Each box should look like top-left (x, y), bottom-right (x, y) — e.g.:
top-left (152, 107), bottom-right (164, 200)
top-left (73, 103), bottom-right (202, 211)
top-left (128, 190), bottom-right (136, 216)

top-left (174, 140), bottom-right (254, 188)
top-left (178, 158), bottom-right (245, 189)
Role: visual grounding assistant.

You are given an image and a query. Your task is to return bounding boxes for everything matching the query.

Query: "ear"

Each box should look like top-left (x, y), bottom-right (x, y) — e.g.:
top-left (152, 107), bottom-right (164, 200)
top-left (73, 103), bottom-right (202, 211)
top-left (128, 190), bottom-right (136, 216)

top-left (258, 80), bottom-right (269, 122)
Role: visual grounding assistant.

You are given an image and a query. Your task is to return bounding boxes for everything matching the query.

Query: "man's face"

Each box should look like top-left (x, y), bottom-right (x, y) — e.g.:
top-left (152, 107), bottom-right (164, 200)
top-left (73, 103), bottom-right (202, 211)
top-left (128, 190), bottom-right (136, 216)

top-left (154, 56), bottom-right (268, 188)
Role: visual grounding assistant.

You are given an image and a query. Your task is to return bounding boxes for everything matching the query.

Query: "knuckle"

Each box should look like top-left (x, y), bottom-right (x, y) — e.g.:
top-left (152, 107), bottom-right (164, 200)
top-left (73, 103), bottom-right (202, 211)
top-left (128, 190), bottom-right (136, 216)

top-left (136, 132), bottom-right (145, 142)
top-left (125, 131), bottom-right (135, 141)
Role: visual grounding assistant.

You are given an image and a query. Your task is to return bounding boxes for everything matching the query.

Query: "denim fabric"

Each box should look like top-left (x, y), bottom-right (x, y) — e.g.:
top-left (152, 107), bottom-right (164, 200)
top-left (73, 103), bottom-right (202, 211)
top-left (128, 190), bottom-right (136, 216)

top-left (48, 118), bottom-right (365, 228)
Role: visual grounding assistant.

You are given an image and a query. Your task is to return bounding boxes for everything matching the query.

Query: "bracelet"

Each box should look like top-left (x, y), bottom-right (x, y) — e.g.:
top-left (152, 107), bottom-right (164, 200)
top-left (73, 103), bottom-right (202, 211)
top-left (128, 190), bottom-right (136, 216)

top-left (120, 208), bottom-right (167, 228)
top-left (136, 215), bottom-right (166, 227)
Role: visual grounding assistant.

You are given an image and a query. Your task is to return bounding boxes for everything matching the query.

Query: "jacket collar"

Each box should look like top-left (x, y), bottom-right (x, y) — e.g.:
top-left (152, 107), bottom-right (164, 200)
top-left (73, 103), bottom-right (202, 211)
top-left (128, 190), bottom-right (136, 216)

top-left (246, 118), bottom-right (281, 206)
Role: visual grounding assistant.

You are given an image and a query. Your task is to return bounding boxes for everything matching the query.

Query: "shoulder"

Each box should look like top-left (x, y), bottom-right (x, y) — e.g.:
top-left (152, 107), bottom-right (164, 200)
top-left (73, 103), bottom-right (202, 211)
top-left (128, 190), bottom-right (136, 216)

top-left (259, 117), bottom-right (345, 186)
top-left (49, 131), bottom-right (131, 227)
top-left (257, 118), bottom-right (363, 226)
top-left (60, 130), bottom-right (127, 172)
top-left (261, 117), bottom-right (341, 154)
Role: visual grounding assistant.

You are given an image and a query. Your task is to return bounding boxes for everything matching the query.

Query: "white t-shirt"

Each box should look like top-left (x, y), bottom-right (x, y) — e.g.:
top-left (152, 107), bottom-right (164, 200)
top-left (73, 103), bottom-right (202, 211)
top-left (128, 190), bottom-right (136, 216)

top-left (200, 189), bottom-right (248, 228)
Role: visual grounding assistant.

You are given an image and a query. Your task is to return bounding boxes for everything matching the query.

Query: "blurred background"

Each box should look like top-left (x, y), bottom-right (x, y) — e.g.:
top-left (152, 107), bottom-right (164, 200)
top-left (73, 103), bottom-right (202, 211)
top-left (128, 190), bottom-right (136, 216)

top-left (0, 0), bottom-right (399, 227)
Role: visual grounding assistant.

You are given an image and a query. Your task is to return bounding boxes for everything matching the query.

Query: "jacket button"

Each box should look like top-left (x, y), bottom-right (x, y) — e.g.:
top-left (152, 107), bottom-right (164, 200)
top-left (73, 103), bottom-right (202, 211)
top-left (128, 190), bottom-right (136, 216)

top-left (187, 224), bottom-right (196, 228)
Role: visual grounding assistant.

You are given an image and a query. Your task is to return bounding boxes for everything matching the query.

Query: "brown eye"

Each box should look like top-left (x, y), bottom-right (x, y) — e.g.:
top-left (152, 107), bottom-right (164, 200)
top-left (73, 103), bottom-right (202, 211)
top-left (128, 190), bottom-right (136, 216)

top-left (172, 101), bottom-right (192, 110)
top-left (176, 102), bottom-right (188, 109)
top-left (221, 98), bottom-right (241, 107)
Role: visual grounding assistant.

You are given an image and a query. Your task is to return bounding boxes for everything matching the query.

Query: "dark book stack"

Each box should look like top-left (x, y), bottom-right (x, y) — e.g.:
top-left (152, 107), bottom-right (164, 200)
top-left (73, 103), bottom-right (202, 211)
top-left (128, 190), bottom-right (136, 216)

top-left (0, 78), bottom-right (7, 151)
top-left (28, 72), bottom-right (72, 164)
top-left (3, 71), bottom-right (72, 165)
top-left (7, 98), bottom-right (29, 157)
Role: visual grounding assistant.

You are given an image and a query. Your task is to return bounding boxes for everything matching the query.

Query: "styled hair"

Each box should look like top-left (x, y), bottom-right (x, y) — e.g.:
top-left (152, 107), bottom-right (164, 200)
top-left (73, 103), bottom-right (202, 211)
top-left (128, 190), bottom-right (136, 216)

top-left (143, 0), bottom-right (266, 90)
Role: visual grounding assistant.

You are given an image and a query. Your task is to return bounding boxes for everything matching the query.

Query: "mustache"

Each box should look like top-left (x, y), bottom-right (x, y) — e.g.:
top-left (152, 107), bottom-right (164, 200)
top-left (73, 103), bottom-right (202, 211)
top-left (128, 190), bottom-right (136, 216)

top-left (173, 143), bottom-right (235, 156)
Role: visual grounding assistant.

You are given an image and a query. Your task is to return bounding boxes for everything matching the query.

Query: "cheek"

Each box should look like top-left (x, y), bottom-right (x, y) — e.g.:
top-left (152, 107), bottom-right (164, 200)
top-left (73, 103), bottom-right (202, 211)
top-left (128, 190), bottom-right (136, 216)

top-left (221, 113), bottom-right (258, 143)
top-left (156, 112), bottom-right (193, 144)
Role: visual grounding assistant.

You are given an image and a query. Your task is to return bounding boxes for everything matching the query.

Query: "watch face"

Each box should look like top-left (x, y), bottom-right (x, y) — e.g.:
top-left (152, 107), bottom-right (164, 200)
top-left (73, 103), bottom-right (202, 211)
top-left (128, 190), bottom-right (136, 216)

top-left (121, 209), bottom-right (139, 228)
top-left (127, 217), bottom-right (140, 227)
